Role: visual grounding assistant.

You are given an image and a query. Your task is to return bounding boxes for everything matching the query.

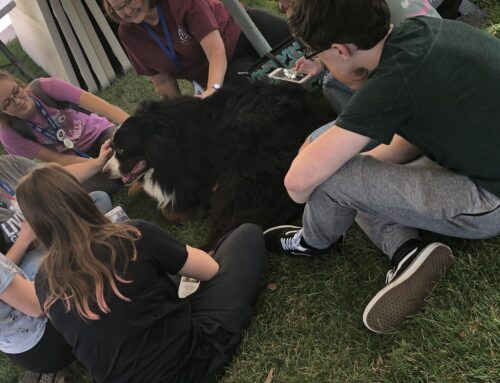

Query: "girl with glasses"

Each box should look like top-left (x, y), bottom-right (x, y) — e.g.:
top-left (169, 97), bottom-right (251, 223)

top-left (0, 71), bottom-right (129, 194)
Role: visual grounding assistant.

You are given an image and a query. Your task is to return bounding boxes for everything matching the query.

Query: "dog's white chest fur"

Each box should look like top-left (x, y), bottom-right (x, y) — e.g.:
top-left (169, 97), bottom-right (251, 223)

top-left (142, 169), bottom-right (176, 208)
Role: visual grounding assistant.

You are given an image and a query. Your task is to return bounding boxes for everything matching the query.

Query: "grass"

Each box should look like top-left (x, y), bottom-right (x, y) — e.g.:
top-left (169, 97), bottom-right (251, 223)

top-left (0, 1), bottom-right (499, 382)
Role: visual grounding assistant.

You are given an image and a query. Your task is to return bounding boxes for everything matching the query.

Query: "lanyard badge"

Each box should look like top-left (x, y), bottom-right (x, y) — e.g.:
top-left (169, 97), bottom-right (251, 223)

top-left (25, 97), bottom-right (90, 157)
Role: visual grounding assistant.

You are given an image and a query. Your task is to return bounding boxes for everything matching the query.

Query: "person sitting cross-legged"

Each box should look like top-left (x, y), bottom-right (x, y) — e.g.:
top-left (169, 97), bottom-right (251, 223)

top-left (0, 145), bottom-right (114, 378)
top-left (15, 164), bottom-right (268, 383)
top-left (264, 0), bottom-right (500, 333)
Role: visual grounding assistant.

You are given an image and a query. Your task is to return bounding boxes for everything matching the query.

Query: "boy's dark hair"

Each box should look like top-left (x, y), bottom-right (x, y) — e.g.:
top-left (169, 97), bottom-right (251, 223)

top-left (289, 0), bottom-right (391, 51)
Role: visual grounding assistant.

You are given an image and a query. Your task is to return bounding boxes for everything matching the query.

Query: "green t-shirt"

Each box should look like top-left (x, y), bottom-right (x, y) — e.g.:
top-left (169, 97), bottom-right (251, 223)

top-left (337, 17), bottom-right (500, 198)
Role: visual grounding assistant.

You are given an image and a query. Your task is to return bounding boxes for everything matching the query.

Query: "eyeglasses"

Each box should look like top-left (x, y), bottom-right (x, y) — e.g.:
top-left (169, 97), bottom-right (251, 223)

top-left (112, 0), bottom-right (138, 14)
top-left (304, 47), bottom-right (325, 60)
top-left (1, 84), bottom-right (24, 111)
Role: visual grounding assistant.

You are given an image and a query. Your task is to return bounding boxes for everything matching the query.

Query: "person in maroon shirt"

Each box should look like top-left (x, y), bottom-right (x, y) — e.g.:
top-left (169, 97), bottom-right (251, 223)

top-left (104, 0), bottom-right (290, 98)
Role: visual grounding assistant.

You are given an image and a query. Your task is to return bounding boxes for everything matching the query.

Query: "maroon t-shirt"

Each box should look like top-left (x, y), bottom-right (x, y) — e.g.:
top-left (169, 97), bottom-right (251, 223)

top-left (119, 0), bottom-right (241, 87)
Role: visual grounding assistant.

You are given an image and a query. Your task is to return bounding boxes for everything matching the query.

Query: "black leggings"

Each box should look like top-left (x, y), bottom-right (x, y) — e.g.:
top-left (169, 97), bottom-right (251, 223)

top-left (6, 321), bottom-right (75, 373)
top-left (225, 8), bottom-right (291, 86)
top-left (186, 223), bottom-right (268, 380)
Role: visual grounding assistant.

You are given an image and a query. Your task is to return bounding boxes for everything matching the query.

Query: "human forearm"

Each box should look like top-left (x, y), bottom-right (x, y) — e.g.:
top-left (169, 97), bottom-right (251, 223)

top-left (65, 140), bottom-right (113, 182)
top-left (199, 30), bottom-right (227, 98)
top-left (79, 92), bottom-right (129, 125)
top-left (206, 49), bottom-right (227, 89)
top-left (65, 158), bottom-right (104, 182)
top-left (6, 223), bottom-right (35, 265)
top-left (35, 146), bottom-right (88, 166)
top-left (285, 126), bottom-right (370, 203)
top-left (180, 245), bottom-right (219, 281)
top-left (151, 73), bottom-right (181, 99)
top-left (363, 135), bottom-right (421, 164)
top-left (0, 276), bottom-right (42, 317)
top-left (97, 104), bottom-right (128, 125)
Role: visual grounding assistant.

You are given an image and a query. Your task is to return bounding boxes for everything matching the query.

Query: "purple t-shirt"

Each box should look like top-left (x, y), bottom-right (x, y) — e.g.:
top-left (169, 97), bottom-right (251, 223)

top-left (0, 78), bottom-right (113, 159)
top-left (119, 0), bottom-right (241, 87)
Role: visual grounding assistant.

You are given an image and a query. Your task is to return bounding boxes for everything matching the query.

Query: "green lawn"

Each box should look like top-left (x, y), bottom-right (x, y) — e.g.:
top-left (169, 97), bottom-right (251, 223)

top-left (0, 1), bottom-right (499, 382)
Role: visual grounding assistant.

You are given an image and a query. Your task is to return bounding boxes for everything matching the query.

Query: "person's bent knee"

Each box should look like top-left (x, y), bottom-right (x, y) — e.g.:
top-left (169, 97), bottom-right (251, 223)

top-left (89, 191), bottom-right (112, 213)
top-left (230, 223), bottom-right (265, 246)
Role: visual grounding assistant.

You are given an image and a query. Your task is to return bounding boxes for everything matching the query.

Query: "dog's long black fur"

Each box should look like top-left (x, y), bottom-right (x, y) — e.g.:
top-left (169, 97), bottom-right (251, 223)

top-left (110, 83), bottom-right (336, 250)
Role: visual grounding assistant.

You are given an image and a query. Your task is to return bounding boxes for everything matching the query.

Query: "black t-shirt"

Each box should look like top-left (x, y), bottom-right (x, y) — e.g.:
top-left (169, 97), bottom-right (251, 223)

top-left (336, 17), bottom-right (500, 198)
top-left (36, 219), bottom-right (218, 383)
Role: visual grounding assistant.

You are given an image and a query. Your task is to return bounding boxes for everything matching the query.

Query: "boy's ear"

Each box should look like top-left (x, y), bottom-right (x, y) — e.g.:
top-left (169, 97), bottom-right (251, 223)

top-left (331, 43), bottom-right (352, 60)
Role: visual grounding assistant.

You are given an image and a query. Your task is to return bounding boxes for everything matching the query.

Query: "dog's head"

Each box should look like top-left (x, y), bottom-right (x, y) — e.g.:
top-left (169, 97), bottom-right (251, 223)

top-left (103, 116), bottom-right (152, 185)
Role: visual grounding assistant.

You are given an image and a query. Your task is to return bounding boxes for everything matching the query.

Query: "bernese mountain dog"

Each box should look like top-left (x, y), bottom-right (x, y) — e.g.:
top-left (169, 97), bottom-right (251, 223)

top-left (103, 83), bottom-right (335, 249)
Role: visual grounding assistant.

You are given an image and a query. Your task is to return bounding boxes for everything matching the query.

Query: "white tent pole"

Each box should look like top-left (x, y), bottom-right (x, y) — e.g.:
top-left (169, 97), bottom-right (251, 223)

top-left (222, 0), bottom-right (272, 57)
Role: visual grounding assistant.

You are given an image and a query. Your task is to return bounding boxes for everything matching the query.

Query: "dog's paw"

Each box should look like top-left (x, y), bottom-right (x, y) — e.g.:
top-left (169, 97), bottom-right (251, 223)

top-left (160, 206), bottom-right (188, 223)
top-left (127, 182), bottom-right (144, 198)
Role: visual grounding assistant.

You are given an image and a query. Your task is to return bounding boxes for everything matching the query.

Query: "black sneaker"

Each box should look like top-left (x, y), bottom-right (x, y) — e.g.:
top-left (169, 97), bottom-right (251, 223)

top-left (363, 242), bottom-right (454, 333)
top-left (263, 225), bottom-right (332, 256)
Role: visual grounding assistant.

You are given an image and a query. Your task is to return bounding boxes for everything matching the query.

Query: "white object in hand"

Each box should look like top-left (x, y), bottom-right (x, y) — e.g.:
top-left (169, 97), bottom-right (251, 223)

top-left (178, 276), bottom-right (201, 298)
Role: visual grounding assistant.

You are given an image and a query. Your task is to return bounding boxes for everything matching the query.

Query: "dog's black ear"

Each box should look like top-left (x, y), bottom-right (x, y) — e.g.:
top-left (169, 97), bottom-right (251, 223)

top-left (132, 115), bottom-right (162, 136)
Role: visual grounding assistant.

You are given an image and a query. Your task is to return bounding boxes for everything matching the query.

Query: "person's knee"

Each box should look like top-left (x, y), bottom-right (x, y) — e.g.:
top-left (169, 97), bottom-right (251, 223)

top-left (308, 156), bottom-right (365, 205)
top-left (89, 191), bottom-right (112, 213)
top-left (233, 223), bottom-right (264, 241)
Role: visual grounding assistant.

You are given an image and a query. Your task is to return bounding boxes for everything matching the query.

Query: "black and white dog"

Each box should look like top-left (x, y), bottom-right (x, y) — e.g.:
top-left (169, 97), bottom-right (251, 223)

top-left (103, 83), bottom-right (335, 249)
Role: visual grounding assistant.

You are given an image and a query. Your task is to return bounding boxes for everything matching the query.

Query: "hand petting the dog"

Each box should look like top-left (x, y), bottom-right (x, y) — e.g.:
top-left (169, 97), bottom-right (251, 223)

top-left (196, 87), bottom-right (217, 99)
top-left (64, 139), bottom-right (114, 183)
top-left (96, 139), bottom-right (114, 168)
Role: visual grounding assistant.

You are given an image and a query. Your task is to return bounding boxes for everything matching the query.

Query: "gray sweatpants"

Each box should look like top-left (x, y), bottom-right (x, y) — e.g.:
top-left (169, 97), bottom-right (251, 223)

top-left (302, 155), bottom-right (500, 258)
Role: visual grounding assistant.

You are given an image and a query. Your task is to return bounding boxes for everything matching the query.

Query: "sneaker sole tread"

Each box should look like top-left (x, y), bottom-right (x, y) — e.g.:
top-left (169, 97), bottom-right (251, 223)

top-left (363, 243), bottom-right (453, 333)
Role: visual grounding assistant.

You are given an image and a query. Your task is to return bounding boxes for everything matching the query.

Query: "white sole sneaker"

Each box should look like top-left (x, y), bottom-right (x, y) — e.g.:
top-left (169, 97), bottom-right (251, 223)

top-left (263, 225), bottom-right (301, 235)
top-left (363, 242), bottom-right (454, 333)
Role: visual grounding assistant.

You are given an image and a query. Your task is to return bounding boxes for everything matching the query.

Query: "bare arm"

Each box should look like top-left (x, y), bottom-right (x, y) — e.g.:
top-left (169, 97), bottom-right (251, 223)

top-left (178, 245), bottom-right (219, 281)
top-left (35, 146), bottom-right (88, 165)
top-left (0, 275), bottom-right (42, 317)
top-left (363, 134), bottom-right (421, 164)
top-left (150, 73), bottom-right (182, 99)
top-left (285, 125), bottom-right (371, 203)
top-left (64, 140), bottom-right (113, 183)
top-left (198, 29), bottom-right (227, 99)
top-left (36, 141), bottom-right (112, 182)
top-left (5, 222), bottom-right (35, 265)
top-left (9, 143), bottom-right (112, 265)
top-left (78, 92), bottom-right (129, 125)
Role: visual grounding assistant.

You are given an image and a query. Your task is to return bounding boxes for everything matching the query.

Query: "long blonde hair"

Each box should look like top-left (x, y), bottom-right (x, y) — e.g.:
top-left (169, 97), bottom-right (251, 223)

top-left (16, 164), bottom-right (139, 320)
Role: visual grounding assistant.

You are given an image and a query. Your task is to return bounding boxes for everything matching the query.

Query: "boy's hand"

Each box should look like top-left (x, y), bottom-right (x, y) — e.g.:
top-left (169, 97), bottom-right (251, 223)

top-left (295, 57), bottom-right (323, 76)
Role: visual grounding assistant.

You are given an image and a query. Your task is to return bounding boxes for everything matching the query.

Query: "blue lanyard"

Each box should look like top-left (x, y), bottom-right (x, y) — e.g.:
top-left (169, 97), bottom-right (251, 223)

top-left (142, 4), bottom-right (181, 71)
top-left (0, 179), bottom-right (15, 208)
top-left (0, 180), bottom-right (15, 197)
top-left (25, 97), bottom-right (90, 158)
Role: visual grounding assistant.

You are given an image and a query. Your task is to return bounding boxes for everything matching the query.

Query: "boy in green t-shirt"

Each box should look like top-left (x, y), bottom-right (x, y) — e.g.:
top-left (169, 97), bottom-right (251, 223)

top-left (264, 0), bottom-right (500, 333)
